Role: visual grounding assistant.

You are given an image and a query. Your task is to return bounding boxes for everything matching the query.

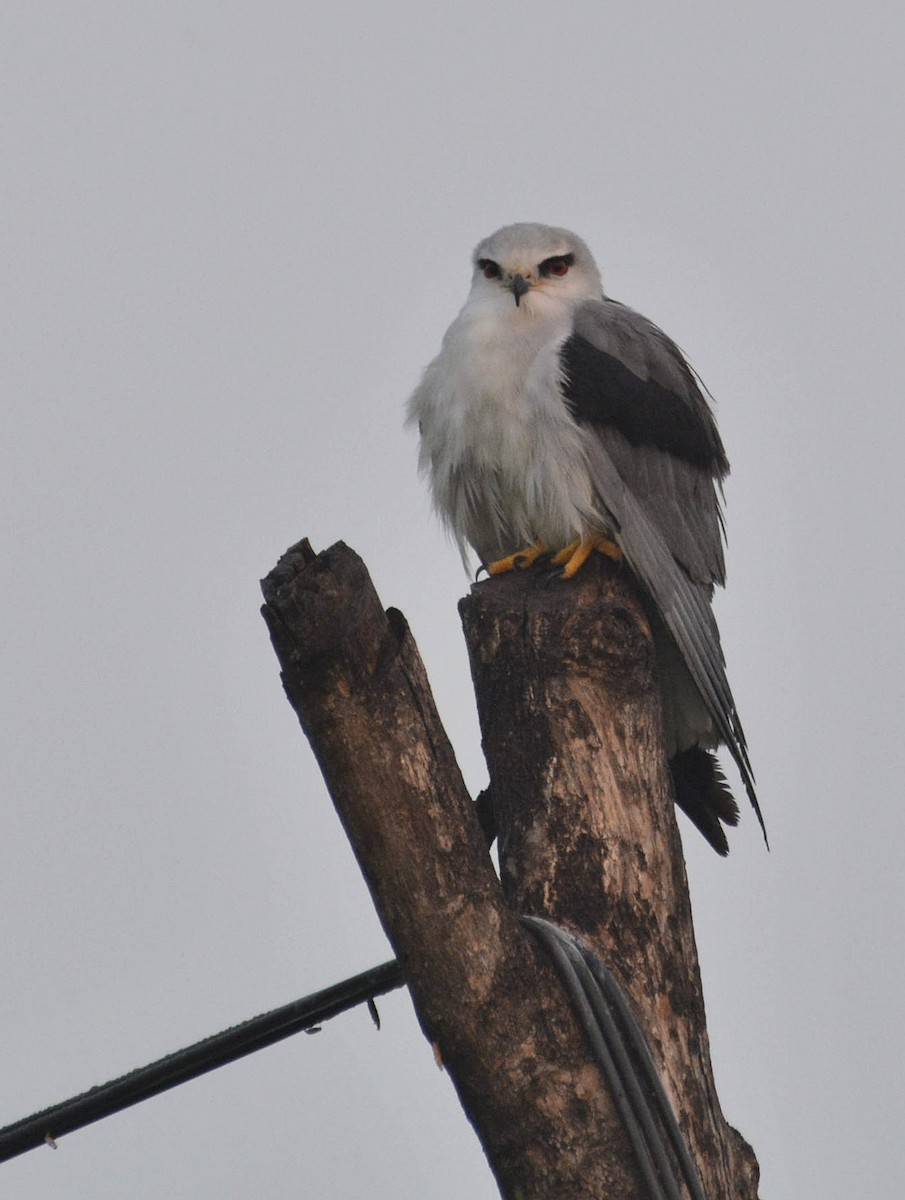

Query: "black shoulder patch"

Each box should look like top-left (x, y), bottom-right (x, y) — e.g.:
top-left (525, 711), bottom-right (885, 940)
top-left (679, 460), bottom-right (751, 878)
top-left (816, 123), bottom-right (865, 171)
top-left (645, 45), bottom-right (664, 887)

top-left (560, 333), bottom-right (724, 470)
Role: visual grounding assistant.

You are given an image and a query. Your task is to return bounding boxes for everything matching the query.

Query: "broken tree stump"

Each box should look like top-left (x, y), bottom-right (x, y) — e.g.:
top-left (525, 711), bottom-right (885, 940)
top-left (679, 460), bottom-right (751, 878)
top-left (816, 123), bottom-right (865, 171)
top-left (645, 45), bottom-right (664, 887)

top-left (261, 539), bottom-right (759, 1199)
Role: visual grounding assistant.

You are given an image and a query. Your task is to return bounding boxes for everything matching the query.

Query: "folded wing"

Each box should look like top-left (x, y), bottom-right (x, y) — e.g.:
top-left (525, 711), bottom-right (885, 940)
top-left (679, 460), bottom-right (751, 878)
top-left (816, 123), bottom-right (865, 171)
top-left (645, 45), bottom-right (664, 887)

top-left (559, 299), bottom-right (764, 839)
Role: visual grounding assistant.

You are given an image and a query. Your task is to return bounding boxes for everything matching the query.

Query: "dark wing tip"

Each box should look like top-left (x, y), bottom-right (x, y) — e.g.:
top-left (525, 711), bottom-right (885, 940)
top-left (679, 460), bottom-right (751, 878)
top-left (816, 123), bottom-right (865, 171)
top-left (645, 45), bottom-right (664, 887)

top-left (670, 747), bottom-right (741, 856)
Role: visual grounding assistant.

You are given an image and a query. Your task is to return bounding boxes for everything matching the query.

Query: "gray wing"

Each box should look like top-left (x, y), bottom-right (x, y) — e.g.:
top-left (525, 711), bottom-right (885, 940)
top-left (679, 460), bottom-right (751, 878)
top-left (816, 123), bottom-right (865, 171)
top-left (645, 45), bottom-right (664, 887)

top-left (560, 298), bottom-right (763, 835)
top-left (599, 432), bottom-right (726, 588)
top-left (565, 298), bottom-right (728, 587)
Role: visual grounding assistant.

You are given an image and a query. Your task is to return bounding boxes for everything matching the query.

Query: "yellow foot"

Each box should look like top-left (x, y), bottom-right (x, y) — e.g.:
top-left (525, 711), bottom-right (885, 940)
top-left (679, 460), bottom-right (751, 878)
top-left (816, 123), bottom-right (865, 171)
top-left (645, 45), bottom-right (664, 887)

top-left (553, 534), bottom-right (622, 579)
top-left (485, 542), bottom-right (547, 576)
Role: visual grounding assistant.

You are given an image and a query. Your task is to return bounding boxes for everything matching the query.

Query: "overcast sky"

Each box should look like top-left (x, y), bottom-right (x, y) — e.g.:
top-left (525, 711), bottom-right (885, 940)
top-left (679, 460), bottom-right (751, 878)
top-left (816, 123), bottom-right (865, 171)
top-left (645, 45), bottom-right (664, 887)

top-left (2, 2), bottom-right (903, 1197)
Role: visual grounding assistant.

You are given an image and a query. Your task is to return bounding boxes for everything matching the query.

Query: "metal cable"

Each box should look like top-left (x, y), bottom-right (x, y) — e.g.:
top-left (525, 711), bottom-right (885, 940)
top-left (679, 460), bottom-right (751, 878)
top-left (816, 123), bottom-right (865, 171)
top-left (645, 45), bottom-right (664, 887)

top-left (521, 917), bottom-right (673, 1200)
top-left (582, 950), bottom-right (708, 1200)
top-left (0, 960), bottom-right (404, 1163)
top-left (2, 917), bottom-right (713, 1198)
top-left (521, 916), bottom-right (708, 1200)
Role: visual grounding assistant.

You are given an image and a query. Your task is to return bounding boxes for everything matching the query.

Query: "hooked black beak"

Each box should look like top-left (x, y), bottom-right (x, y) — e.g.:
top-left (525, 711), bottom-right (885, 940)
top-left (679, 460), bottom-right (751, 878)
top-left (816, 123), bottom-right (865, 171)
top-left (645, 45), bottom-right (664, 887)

top-left (509, 274), bottom-right (531, 306)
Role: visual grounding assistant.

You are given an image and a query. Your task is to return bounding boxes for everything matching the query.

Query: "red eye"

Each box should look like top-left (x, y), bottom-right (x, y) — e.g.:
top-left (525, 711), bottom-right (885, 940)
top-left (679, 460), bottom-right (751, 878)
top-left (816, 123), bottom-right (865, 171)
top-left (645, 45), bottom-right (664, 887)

top-left (478, 258), bottom-right (501, 280)
top-left (540, 254), bottom-right (574, 278)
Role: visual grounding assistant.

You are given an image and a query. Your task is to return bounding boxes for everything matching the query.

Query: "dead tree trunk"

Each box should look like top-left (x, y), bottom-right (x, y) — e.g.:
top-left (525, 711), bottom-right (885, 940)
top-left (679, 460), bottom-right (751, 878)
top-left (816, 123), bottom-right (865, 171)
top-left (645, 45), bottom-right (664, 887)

top-left (260, 538), bottom-right (760, 1199)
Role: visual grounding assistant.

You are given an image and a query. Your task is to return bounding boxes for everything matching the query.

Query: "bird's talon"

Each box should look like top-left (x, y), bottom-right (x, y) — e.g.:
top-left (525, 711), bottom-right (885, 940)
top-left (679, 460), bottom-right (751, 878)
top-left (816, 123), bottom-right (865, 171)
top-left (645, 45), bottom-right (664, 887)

top-left (555, 534), bottom-right (622, 579)
top-left (551, 540), bottom-right (580, 567)
top-left (485, 542), bottom-right (546, 576)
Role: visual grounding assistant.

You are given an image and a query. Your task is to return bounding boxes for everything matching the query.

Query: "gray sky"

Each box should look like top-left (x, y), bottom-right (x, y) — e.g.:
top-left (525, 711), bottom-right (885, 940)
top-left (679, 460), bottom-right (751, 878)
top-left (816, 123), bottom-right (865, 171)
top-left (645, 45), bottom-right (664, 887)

top-left (2, 2), bottom-right (903, 1196)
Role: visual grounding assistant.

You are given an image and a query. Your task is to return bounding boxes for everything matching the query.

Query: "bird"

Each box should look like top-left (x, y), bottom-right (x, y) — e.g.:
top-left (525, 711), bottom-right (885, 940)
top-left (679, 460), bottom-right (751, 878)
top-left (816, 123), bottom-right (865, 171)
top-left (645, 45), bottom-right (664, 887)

top-left (407, 222), bottom-right (764, 854)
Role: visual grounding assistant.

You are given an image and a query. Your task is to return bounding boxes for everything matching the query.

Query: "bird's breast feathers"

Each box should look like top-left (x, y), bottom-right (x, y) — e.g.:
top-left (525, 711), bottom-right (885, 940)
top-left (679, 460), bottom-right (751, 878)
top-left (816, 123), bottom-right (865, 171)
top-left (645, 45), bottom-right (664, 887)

top-left (408, 301), bottom-right (597, 563)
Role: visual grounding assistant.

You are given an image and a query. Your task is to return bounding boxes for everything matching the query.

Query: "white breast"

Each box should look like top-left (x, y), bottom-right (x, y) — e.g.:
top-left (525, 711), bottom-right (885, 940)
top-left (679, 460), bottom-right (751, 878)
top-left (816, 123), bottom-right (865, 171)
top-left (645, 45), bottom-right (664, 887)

top-left (408, 297), bottom-right (600, 566)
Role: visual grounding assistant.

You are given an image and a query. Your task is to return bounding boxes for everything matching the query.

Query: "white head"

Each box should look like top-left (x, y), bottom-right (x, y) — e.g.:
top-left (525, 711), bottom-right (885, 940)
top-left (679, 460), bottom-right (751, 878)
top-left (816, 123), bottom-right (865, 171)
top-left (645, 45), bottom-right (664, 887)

top-left (469, 223), bottom-right (604, 316)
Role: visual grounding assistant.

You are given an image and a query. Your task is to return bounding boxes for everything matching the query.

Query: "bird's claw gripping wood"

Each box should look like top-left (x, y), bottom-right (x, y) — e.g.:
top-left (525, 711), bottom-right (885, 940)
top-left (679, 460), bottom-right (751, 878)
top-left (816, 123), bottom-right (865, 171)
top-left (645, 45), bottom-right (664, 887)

top-left (485, 542), bottom-right (547, 576)
top-left (485, 535), bottom-right (622, 580)
top-left (552, 535), bottom-right (622, 579)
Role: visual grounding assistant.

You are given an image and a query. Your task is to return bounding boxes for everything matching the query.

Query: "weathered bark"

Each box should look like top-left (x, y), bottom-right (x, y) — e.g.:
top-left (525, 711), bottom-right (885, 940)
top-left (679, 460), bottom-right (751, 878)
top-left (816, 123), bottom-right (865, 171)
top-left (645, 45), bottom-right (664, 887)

top-left (261, 539), bottom-right (759, 1198)
top-left (461, 556), bottom-right (760, 1198)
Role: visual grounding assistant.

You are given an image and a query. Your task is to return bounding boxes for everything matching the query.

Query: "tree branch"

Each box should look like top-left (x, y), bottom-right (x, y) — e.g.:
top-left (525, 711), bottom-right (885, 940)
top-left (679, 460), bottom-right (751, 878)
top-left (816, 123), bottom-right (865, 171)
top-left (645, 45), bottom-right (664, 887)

top-left (461, 556), bottom-right (760, 1197)
top-left (261, 539), bottom-right (759, 1198)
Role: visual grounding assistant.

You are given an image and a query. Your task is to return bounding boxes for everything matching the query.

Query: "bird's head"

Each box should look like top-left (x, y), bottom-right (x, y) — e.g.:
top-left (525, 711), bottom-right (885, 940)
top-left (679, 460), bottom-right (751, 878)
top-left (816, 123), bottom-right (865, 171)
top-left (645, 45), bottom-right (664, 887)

top-left (469, 223), bottom-right (604, 315)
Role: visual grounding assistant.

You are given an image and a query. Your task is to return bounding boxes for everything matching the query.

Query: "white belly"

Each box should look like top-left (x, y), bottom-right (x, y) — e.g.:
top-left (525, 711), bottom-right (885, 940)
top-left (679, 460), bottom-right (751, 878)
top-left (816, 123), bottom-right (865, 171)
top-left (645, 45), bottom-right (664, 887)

top-left (410, 307), bottom-right (599, 565)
